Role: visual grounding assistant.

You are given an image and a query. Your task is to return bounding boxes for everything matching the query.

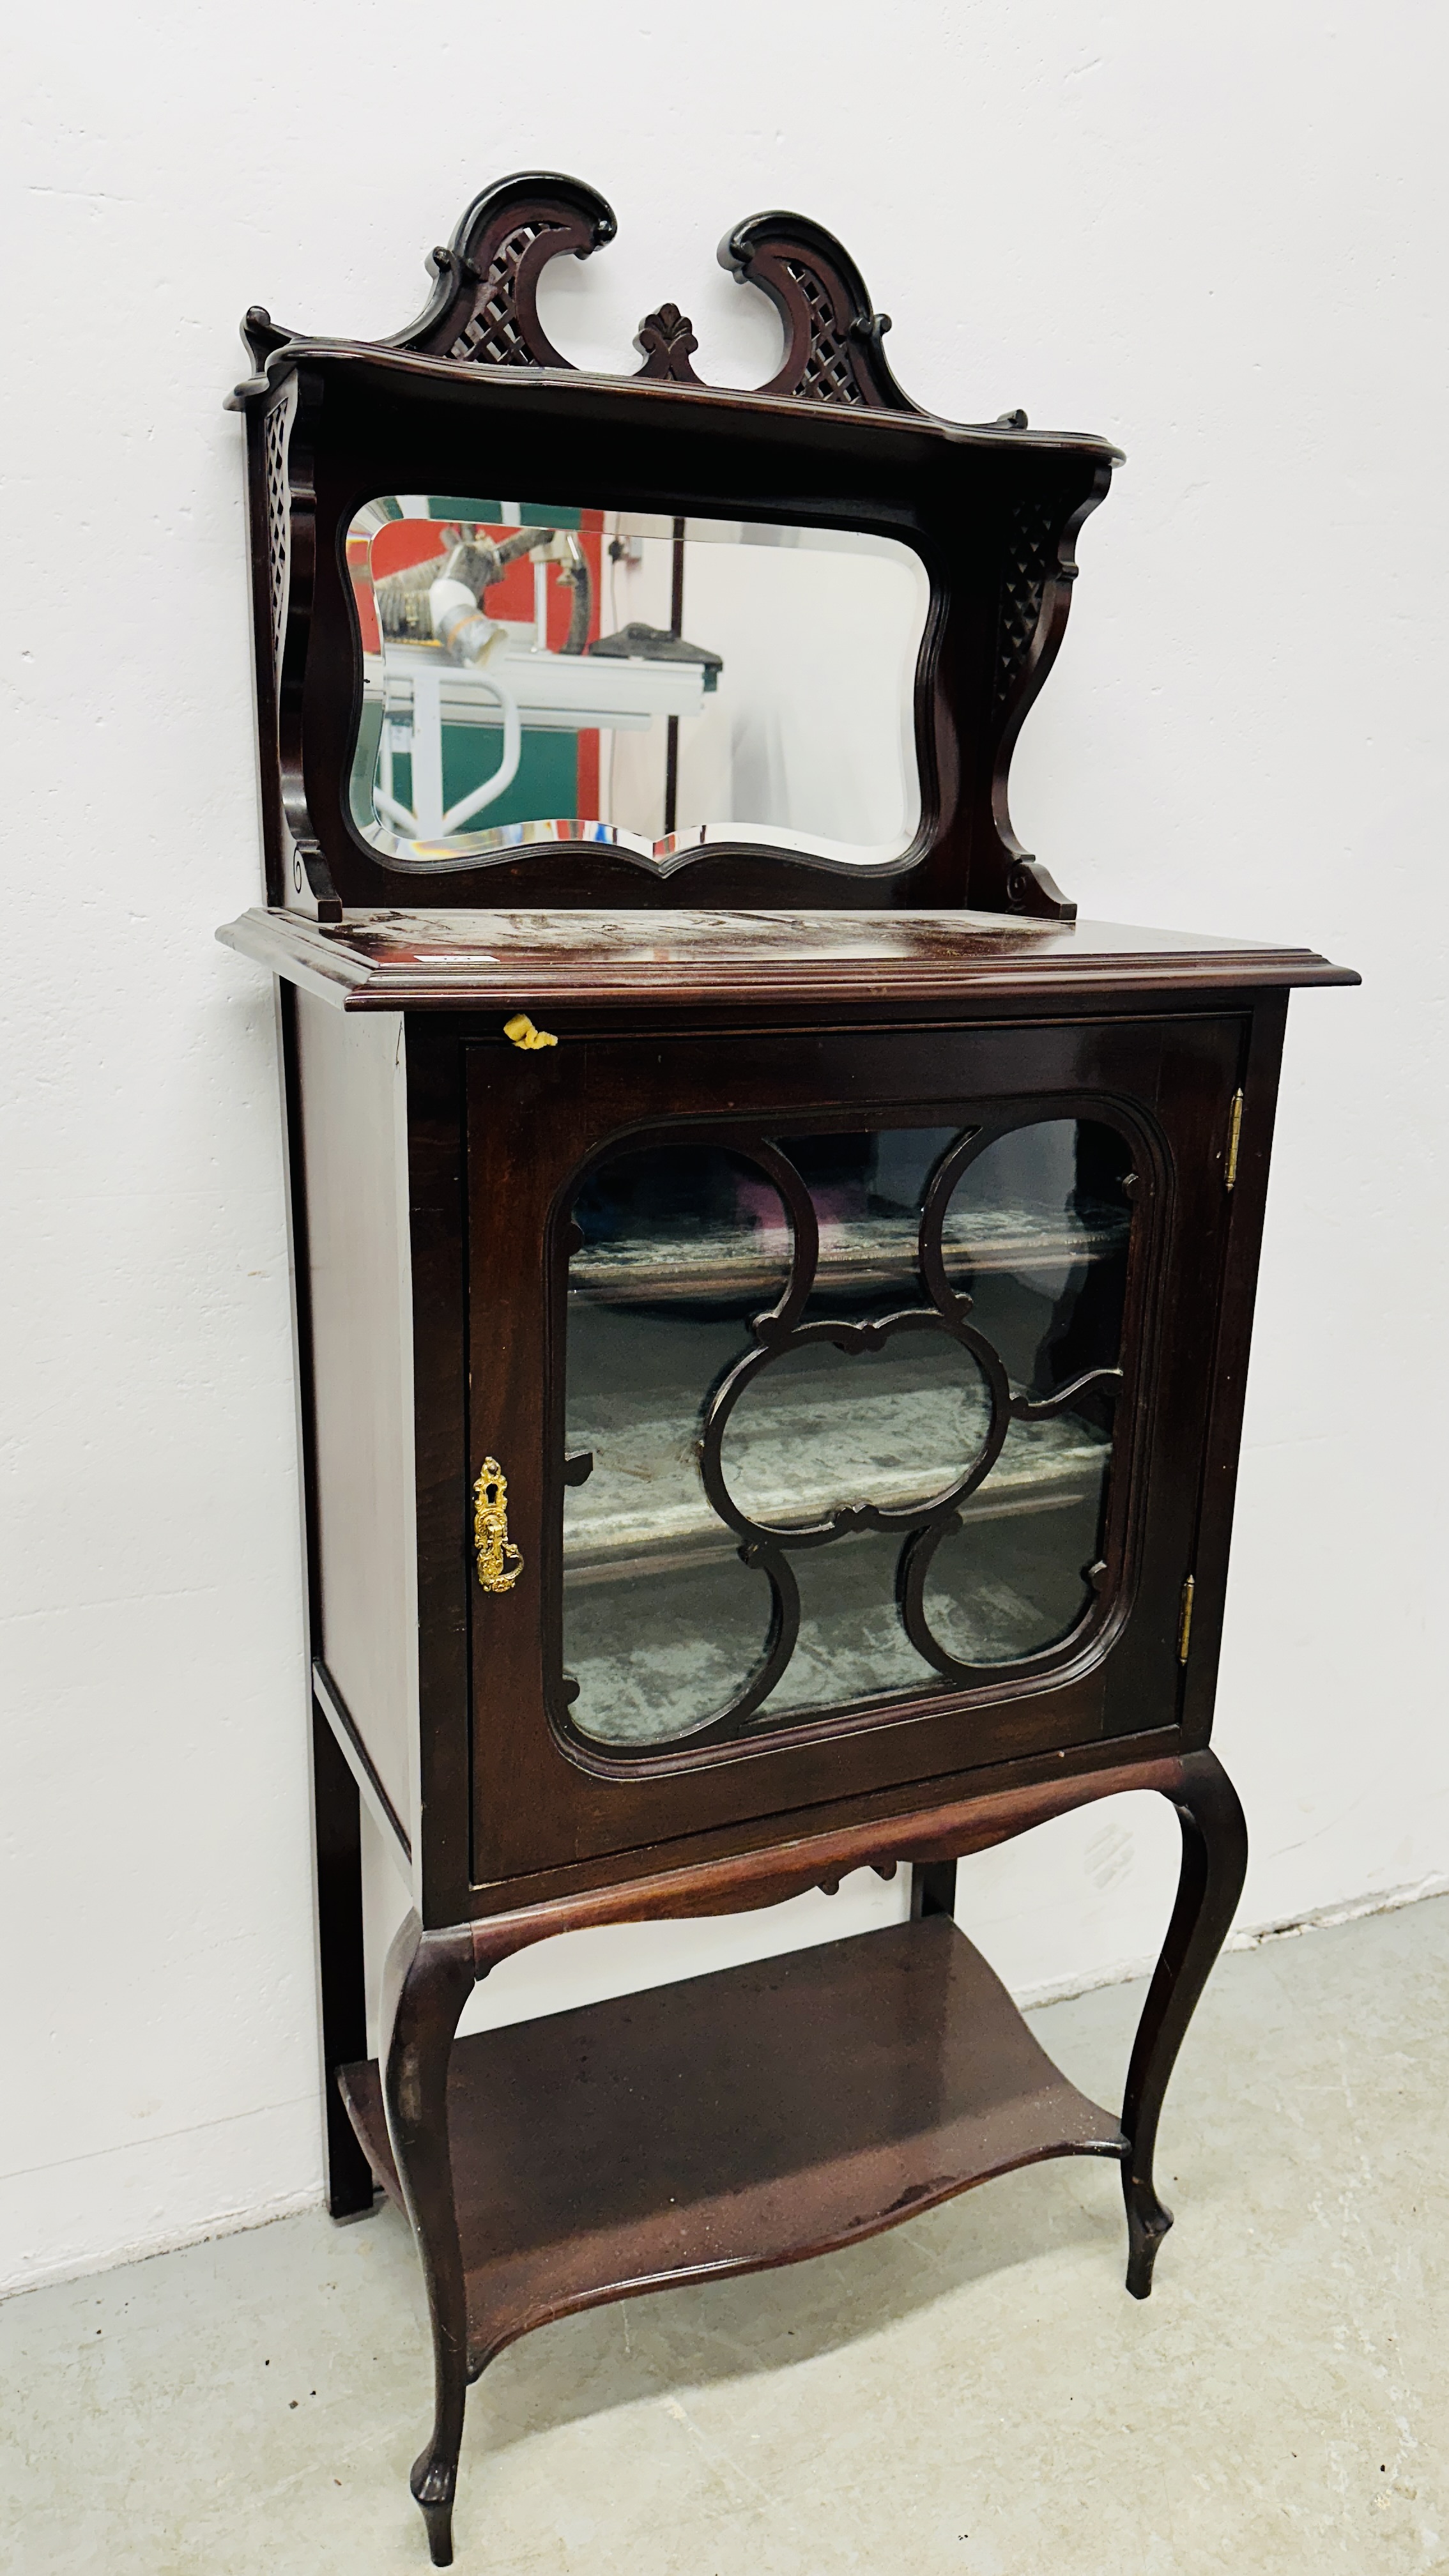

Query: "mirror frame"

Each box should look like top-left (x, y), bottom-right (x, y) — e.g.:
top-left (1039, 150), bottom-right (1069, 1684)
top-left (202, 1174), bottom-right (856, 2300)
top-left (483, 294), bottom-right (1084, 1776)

top-left (229, 174), bottom-right (1120, 921)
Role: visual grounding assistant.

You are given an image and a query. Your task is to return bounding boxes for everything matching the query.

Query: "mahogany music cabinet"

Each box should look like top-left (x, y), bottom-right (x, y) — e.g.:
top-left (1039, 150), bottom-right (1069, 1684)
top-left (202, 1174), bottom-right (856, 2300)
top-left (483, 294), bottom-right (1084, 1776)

top-left (219, 175), bottom-right (1355, 2562)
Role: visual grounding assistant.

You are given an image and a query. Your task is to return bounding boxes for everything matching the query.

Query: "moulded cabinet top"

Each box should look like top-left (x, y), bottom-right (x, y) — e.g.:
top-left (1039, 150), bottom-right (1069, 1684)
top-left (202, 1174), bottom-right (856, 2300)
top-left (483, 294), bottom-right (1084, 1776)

top-left (217, 905), bottom-right (1358, 1013)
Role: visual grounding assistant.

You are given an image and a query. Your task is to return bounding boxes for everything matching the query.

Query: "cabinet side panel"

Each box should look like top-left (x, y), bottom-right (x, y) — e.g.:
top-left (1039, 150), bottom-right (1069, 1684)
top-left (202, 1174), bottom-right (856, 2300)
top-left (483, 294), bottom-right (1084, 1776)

top-left (1179, 990), bottom-right (1289, 1747)
top-left (295, 994), bottom-right (418, 1839)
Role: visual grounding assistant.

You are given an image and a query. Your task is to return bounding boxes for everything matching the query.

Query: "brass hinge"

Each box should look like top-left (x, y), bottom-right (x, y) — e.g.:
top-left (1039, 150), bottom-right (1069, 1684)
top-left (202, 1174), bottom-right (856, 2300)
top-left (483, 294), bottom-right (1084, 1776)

top-left (1177, 1574), bottom-right (1195, 1666)
top-left (1224, 1089), bottom-right (1244, 1191)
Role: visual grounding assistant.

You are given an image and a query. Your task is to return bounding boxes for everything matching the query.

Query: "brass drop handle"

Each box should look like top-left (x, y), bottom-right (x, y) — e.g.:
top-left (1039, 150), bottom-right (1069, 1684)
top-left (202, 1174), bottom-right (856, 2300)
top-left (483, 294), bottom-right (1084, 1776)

top-left (473, 1458), bottom-right (523, 1593)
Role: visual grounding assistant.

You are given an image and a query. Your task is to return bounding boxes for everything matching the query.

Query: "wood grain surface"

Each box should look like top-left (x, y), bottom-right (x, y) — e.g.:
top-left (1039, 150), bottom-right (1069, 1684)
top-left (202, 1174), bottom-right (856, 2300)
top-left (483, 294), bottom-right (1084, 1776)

top-left (220, 905), bottom-right (1356, 1013)
top-left (341, 1913), bottom-right (1126, 2375)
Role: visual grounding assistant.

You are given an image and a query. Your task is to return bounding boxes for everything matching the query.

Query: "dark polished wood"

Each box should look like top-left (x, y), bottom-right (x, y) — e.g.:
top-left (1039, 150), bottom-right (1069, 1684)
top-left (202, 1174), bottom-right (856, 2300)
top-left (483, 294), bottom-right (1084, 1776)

top-left (310, 1699), bottom-right (377, 2220)
top-left (460, 1754), bottom-right (1191, 1967)
top-left (220, 902), bottom-right (1356, 1015)
top-left (912, 1859), bottom-right (958, 1918)
top-left (228, 176), bottom-right (1127, 923)
top-left (1179, 996), bottom-right (1290, 1750)
top-left (224, 183), bottom-right (1355, 2563)
top-left (231, 172), bottom-right (930, 418)
top-left (249, 932), bottom-right (1342, 2557)
top-left (1120, 1749), bottom-right (1249, 2294)
top-left (342, 1749), bottom-right (1248, 2559)
top-left (463, 1014), bottom-right (1223, 1883)
top-left (346, 1911), bottom-right (1126, 2563)
top-left (354, 1914), bottom-right (1126, 2363)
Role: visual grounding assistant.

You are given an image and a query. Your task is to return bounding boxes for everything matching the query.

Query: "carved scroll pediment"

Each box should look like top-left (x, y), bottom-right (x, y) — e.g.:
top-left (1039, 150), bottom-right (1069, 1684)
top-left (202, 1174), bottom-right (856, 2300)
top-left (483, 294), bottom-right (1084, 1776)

top-left (719, 210), bottom-right (918, 411)
top-left (392, 173), bottom-right (617, 370)
top-left (233, 171), bottom-right (923, 415)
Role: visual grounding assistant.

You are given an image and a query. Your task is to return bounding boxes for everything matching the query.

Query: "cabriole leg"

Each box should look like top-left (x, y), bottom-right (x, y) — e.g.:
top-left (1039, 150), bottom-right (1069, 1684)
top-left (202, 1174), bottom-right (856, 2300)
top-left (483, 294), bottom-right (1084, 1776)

top-left (1121, 1748), bottom-right (1248, 2297)
top-left (381, 1913), bottom-right (478, 2566)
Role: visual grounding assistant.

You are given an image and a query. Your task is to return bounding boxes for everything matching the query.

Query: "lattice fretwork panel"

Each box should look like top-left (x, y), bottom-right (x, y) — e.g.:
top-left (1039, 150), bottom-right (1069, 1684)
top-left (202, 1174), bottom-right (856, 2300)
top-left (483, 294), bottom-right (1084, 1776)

top-left (449, 224), bottom-right (548, 365)
top-left (783, 259), bottom-right (863, 405)
top-left (993, 502), bottom-right (1059, 714)
top-left (263, 400), bottom-right (290, 668)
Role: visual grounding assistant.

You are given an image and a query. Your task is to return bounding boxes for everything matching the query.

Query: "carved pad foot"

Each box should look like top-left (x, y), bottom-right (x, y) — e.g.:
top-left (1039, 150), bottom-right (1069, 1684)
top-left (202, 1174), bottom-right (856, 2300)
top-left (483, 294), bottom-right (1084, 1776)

top-left (381, 1913), bottom-right (477, 2567)
top-left (411, 2453), bottom-right (457, 2567)
top-left (1123, 2174), bottom-right (1174, 2299)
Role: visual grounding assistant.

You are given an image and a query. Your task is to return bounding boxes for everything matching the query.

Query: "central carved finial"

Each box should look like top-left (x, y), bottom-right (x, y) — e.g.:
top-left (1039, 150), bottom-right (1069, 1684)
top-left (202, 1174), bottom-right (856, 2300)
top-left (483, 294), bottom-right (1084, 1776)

top-left (634, 302), bottom-right (701, 383)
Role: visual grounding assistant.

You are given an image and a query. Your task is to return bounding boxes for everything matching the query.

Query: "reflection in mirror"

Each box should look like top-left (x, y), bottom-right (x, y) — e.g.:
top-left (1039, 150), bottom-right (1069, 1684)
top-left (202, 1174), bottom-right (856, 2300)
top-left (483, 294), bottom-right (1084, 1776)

top-left (347, 499), bottom-right (929, 868)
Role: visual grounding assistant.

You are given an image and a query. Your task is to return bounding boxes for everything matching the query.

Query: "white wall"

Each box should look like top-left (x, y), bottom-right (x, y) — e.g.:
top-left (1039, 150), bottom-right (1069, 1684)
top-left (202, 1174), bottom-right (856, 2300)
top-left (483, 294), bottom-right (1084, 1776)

top-left (3, 0), bottom-right (1443, 2296)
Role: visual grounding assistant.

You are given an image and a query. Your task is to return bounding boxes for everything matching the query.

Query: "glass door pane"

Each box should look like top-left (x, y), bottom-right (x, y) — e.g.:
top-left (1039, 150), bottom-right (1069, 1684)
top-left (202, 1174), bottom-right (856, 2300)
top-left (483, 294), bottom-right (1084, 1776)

top-left (559, 1117), bottom-right (1135, 1754)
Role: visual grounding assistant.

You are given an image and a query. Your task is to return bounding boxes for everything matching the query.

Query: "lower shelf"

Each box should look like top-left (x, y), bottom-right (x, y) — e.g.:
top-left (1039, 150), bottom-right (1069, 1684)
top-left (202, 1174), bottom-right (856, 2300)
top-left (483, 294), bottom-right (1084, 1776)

top-left (339, 1914), bottom-right (1126, 2376)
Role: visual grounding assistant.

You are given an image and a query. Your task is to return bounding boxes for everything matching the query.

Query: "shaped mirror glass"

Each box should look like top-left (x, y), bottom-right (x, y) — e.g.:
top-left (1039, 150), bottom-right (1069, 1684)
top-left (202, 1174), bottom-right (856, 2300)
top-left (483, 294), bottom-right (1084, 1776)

top-left (346, 499), bottom-right (930, 868)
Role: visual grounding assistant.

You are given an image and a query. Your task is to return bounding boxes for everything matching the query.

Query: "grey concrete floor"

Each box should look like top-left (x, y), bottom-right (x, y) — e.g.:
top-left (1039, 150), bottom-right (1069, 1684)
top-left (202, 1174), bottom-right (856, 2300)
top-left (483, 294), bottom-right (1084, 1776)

top-left (3, 1894), bottom-right (1447, 2576)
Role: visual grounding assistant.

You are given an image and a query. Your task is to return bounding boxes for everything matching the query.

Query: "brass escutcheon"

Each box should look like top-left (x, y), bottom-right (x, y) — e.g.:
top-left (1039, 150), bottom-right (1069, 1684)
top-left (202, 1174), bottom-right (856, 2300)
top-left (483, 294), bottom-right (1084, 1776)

top-left (473, 1458), bottom-right (523, 1593)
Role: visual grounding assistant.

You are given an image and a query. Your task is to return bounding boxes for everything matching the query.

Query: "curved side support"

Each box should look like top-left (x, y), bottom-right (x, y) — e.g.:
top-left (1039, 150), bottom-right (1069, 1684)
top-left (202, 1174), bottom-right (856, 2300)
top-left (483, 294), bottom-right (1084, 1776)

top-left (985, 459), bottom-right (1116, 921)
top-left (1121, 1749), bottom-right (1248, 2299)
top-left (381, 1913), bottom-right (479, 2567)
top-left (268, 370), bottom-right (342, 918)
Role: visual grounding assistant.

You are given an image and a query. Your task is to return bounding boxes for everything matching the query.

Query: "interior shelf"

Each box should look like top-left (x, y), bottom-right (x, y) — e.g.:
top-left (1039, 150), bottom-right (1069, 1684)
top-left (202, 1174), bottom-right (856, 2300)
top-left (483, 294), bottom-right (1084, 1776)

top-left (570, 1197), bottom-right (1130, 1306)
top-left (339, 1915), bottom-right (1126, 2375)
top-left (564, 1392), bottom-right (1108, 1580)
top-left (564, 1192), bottom-right (1123, 1584)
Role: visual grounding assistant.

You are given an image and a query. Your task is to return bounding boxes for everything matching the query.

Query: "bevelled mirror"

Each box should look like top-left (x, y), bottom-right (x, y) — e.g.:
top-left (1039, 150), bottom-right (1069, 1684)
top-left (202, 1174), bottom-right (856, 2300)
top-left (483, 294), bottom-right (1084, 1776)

top-left (346, 498), bottom-right (930, 868)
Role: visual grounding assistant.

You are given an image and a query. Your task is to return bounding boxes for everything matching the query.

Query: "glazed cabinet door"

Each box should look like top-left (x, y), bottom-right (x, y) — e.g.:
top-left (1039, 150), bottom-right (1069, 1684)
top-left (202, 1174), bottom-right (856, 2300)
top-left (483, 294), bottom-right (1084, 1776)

top-left (460, 1013), bottom-right (1243, 1888)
